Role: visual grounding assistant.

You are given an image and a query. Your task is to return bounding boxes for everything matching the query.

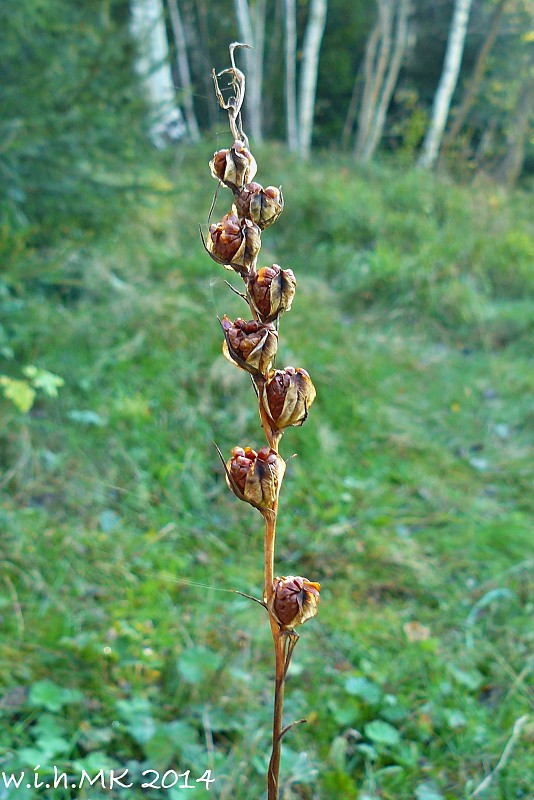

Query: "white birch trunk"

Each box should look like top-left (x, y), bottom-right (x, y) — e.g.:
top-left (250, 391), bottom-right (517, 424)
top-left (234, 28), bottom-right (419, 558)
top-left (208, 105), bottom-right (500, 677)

top-left (284, 0), bottom-right (298, 151)
top-left (130, 0), bottom-right (186, 147)
top-left (234, 0), bottom-right (264, 142)
top-left (445, 0), bottom-right (507, 147)
top-left (167, 0), bottom-right (200, 141)
top-left (360, 0), bottom-right (410, 162)
top-left (353, 16), bottom-right (382, 157)
top-left (418, 0), bottom-right (473, 168)
top-left (298, 0), bottom-right (328, 158)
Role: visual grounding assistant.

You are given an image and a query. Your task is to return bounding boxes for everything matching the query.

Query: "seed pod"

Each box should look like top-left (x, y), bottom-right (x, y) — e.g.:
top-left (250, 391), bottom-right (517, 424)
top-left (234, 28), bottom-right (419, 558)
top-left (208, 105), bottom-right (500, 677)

top-left (269, 576), bottom-right (320, 629)
top-left (207, 214), bottom-right (261, 275)
top-left (247, 265), bottom-right (296, 323)
top-left (233, 184), bottom-right (284, 229)
top-left (225, 446), bottom-right (285, 512)
top-left (210, 140), bottom-right (258, 189)
top-left (262, 367), bottom-right (316, 429)
top-left (232, 182), bottom-right (263, 220)
top-left (220, 316), bottom-right (278, 376)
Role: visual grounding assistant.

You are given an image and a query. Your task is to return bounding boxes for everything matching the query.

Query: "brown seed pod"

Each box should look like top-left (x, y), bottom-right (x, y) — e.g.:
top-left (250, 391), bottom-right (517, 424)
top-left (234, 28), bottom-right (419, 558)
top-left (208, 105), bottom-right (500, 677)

top-left (232, 181), bottom-right (263, 220)
top-left (225, 446), bottom-right (286, 512)
top-left (220, 316), bottom-right (278, 376)
top-left (262, 367), bottom-right (316, 429)
top-left (209, 140), bottom-right (258, 189)
top-left (207, 213), bottom-right (261, 275)
top-left (269, 575), bottom-right (320, 629)
top-left (247, 265), bottom-right (296, 323)
top-left (233, 184), bottom-right (284, 229)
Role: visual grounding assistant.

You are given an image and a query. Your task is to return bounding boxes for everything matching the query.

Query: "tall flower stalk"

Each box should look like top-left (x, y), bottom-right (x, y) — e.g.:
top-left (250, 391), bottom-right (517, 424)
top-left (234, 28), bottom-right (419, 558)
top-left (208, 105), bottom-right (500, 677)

top-left (203, 43), bottom-right (321, 800)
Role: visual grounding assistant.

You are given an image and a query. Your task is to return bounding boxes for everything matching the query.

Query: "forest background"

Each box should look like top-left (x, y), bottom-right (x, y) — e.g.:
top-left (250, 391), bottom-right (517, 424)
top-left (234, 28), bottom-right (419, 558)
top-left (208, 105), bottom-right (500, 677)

top-left (1, 1), bottom-right (533, 799)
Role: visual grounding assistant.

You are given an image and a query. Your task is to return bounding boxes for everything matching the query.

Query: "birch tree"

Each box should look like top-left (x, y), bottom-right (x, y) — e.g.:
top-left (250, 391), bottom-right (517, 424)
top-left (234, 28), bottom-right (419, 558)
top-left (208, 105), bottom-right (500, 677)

top-left (298, 0), bottom-right (328, 158)
top-left (358, 0), bottom-right (410, 162)
top-left (284, 0), bottom-right (298, 152)
top-left (354, 0), bottom-right (393, 159)
top-left (444, 0), bottom-right (508, 149)
top-left (494, 59), bottom-right (534, 186)
top-left (418, 0), bottom-right (474, 169)
top-left (130, 0), bottom-right (186, 148)
top-left (167, 0), bottom-right (200, 141)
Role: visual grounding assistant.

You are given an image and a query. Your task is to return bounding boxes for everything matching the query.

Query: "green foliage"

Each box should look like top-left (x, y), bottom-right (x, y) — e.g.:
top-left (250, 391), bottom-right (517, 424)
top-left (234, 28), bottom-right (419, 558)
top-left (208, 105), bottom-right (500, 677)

top-left (0, 0), bottom-right (147, 251)
top-left (0, 145), bottom-right (532, 799)
top-left (0, 366), bottom-right (64, 412)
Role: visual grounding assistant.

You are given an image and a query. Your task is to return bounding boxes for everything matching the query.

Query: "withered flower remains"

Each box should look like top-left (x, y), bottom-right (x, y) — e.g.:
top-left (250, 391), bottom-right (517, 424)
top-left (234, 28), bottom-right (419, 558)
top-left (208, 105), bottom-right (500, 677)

top-left (270, 576), bottom-right (321, 629)
top-left (207, 213), bottom-right (261, 274)
top-left (248, 265), bottom-right (296, 323)
top-left (221, 316), bottom-right (278, 376)
top-left (234, 183), bottom-right (284, 229)
top-left (263, 367), bottom-right (316, 429)
top-left (210, 140), bottom-right (258, 189)
top-left (226, 446), bottom-right (285, 512)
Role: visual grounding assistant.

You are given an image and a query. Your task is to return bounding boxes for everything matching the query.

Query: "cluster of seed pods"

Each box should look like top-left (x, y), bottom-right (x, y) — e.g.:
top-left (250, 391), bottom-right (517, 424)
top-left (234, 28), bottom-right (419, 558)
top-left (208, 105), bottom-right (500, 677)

top-left (206, 137), bottom-right (320, 630)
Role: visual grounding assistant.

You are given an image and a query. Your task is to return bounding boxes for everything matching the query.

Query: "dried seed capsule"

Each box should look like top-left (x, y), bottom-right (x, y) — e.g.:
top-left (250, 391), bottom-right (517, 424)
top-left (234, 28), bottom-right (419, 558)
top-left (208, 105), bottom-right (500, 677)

top-left (262, 367), bottom-right (316, 429)
top-left (207, 214), bottom-right (261, 275)
top-left (249, 186), bottom-right (284, 230)
top-left (247, 265), bottom-right (296, 323)
top-left (233, 181), bottom-right (263, 220)
top-left (225, 446), bottom-right (285, 512)
top-left (233, 184), bottom-right (284, 229)
top-left (209, 140), bottom-right (258, 189)
top-left (269, 576), bottom-right (320, 629)
top-left (220, 316), bottom-right (278, 376)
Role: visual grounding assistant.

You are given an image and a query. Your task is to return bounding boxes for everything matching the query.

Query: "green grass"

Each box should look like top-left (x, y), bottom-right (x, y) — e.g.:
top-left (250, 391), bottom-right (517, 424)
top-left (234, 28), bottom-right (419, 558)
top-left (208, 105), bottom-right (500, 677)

top-left (0, 145), bottom-right (533, 800)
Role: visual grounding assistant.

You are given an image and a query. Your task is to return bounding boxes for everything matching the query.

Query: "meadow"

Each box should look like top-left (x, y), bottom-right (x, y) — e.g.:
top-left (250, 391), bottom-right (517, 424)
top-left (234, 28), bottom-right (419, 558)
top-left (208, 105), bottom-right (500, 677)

top-left (0, 144), bottom-right (533, 799)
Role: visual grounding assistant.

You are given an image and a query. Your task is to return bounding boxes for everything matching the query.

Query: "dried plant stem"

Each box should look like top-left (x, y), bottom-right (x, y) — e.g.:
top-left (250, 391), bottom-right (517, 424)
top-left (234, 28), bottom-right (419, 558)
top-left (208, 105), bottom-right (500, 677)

top-left (206, 44), bottom-right (320, 800)
top-left (264, 504), bottom-right (287, 800)
top-left (268, 633), bottom-right (286, 800)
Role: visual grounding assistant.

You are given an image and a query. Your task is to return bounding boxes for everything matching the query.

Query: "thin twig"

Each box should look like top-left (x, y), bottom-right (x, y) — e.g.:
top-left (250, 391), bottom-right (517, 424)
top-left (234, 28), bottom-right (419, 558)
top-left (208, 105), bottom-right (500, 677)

top-left (469, 715), bottom-right (529, 797)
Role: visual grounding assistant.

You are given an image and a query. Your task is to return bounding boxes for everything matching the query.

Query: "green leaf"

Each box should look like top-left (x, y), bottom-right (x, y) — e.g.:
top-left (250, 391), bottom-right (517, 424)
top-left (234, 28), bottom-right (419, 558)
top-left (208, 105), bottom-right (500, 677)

top-left (448, 665), bottom-right (483, 691)
top-left (67, 409), bottom-right (107, 426)
top-left (443, 708), bottom-right (467, 729)
top-left (23, 365), bottom-right (64, 397)
top-left (116, 697), bottom-right (156, 745)
top-left (415, 782), bottom-right (444, 800)
top-left (177, 646), bottom-right (222, 684)
top-left (356, 743), bottom-right (378, 761)
top-left (364, 720), bottom-right (401, 746)
top-left (72, 751), bottom-right (118, 773)
top-left (0, 376), bottom-right (35, 413)
top-left (144, 720), bottom-right (197, 768)
top-left (29, 680), bottom-right (82, 712)
top-left (344, 676), bottom-right (381, 704)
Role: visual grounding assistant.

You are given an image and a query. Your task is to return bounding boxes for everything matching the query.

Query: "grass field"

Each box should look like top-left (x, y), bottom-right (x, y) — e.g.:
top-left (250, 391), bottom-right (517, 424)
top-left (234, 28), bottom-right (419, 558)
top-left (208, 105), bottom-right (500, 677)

top-left (1, 144), bottom-right (533, 799)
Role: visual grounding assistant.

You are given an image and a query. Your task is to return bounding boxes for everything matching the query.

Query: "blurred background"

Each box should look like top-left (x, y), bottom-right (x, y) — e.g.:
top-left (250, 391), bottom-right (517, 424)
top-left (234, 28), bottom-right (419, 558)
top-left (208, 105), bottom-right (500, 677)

top-left (0, 1), bottom-right (533, 798)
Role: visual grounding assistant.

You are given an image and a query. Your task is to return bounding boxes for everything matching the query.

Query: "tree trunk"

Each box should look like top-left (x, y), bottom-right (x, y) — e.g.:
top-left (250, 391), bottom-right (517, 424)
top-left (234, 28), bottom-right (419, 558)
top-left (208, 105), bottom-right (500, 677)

top-left (195, 0), bottom-right (218, 128)
top-left (444, 0), bottom-right (507, 148)
top-left (360, 0), bottom-right (410, 162)
top-left (252, 0), bottom-right (267, 139)
top-left (341, 65), bottom-right (362, 151)
top-left (167, 0), bottom-right (200, 141)
top-left (418, 0), bottom-right (474, 168)
top-left (284, 0), bottom-right (298, 152)
top-left (494, 71), bottom-right (534, 186)
top-left (298, 0), bottom-right (328, 158)
top-left (354, 6), bottom-right (390, 158)
top-left (234, 0), bottom-right (265, 143)
top-left (130, 0), bottom-right (186, 148)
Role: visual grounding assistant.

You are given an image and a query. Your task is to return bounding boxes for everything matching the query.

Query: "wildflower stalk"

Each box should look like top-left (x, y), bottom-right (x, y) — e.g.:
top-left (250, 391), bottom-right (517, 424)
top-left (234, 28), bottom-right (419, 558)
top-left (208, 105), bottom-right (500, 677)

top-left (205, 43), bottom-right (321, 800)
